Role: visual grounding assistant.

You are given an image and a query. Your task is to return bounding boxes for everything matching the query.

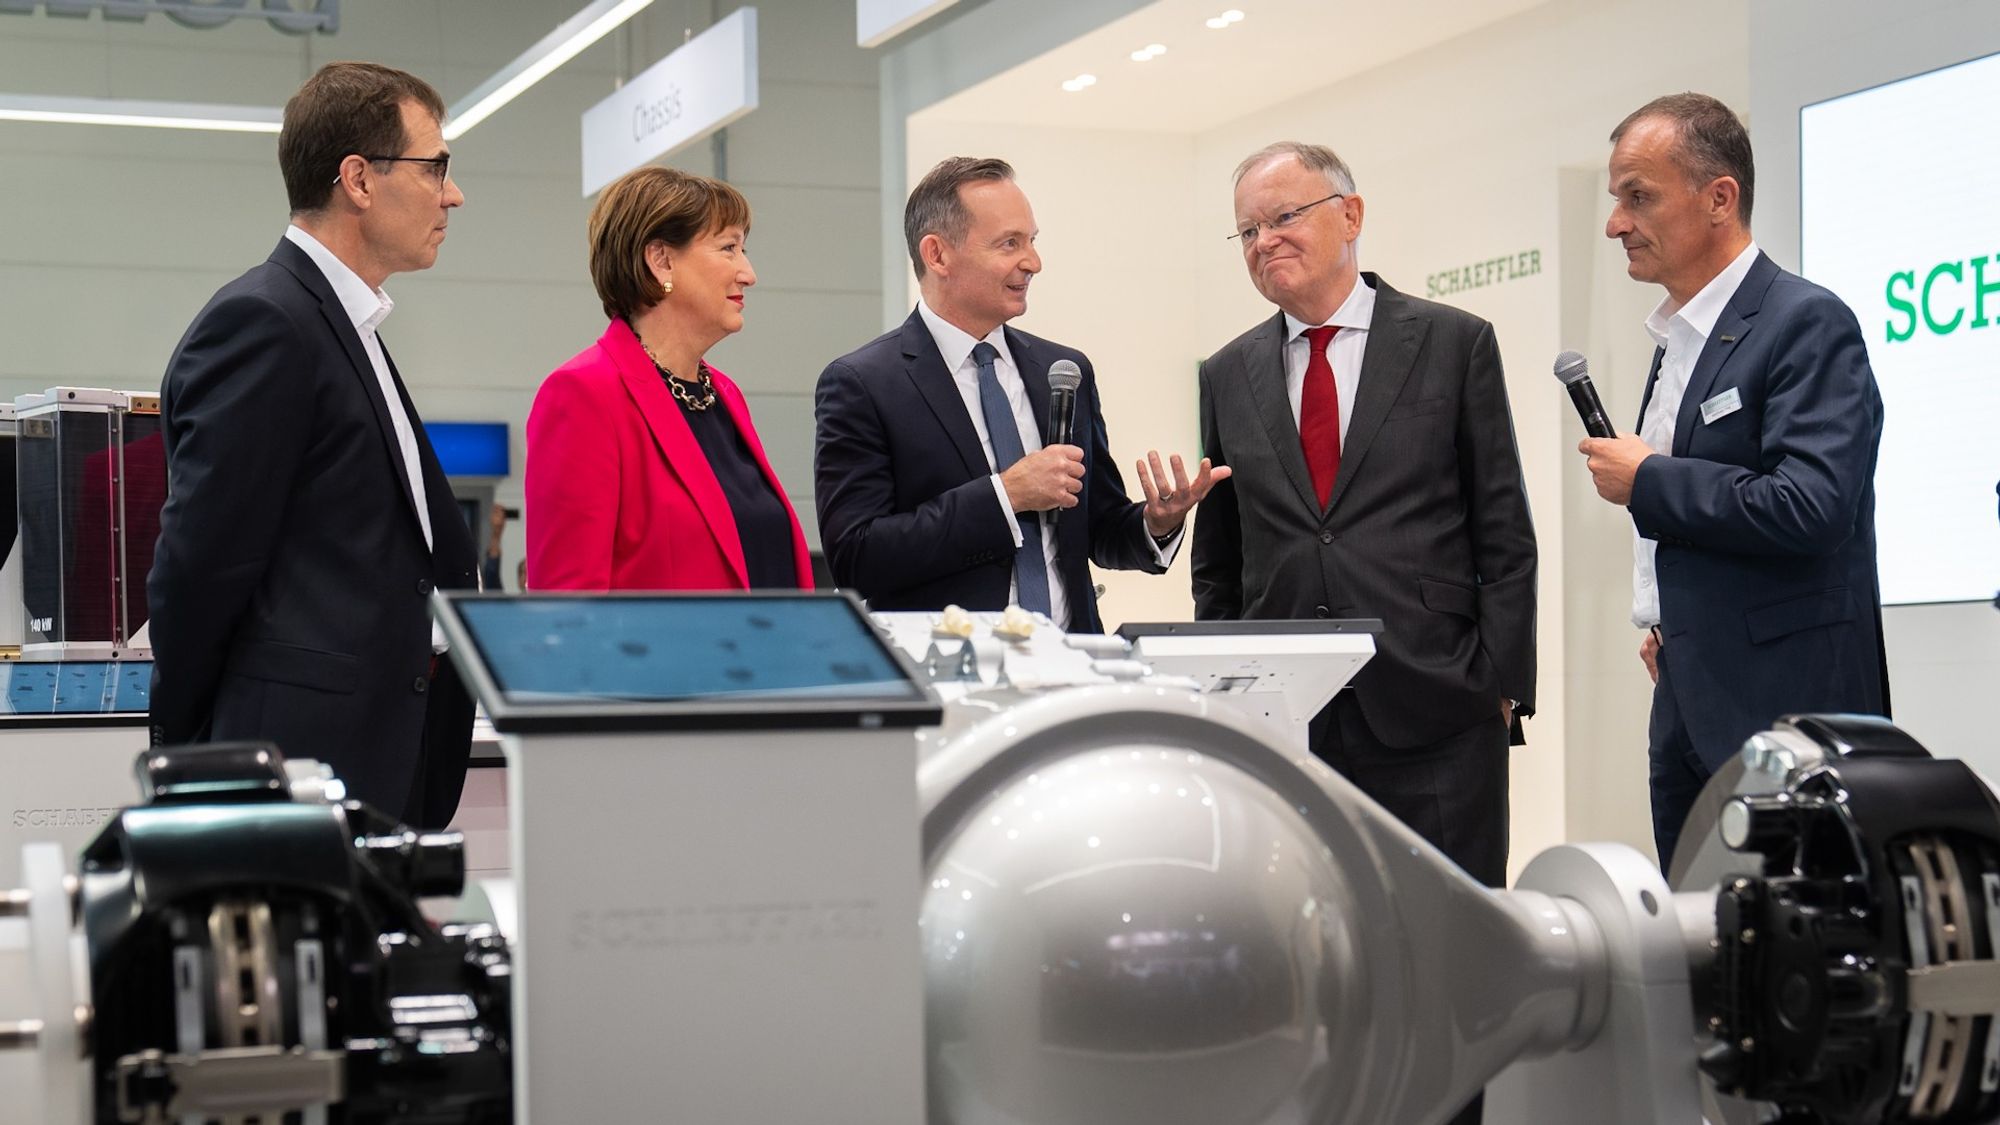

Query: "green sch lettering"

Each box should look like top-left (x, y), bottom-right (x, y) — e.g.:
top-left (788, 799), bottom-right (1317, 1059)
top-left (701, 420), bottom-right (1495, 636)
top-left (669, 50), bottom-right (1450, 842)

top-left (1885, 270), bottom-right (1918, 342)
top-left (1969, 256), bottom-right (2000, 329)
top-left (1922, 260), bottom-right (1965, 336)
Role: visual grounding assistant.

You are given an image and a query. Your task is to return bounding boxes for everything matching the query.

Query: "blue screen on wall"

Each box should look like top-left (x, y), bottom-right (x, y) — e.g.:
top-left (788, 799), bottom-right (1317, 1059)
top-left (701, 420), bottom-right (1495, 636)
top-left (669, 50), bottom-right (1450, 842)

top-left (426, 421), bottom-right (510, 478)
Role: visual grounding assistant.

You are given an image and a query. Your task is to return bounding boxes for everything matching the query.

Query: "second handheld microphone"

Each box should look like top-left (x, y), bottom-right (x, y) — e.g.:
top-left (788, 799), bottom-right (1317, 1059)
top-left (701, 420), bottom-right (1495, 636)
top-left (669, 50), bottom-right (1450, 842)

top-left (1553, 350), bottom-right (1616, 439)
top-left (1045, 360), bottom-right (1083, 525)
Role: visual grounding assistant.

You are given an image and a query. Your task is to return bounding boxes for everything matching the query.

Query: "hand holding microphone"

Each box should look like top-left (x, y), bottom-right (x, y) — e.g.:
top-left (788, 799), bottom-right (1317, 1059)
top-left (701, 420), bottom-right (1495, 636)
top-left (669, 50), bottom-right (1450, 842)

top-left (1557, 349), bottom-right (1655, 506)
top-left (1554, 350), bottom-right (1615, 439)
top-left (1047, 358), bottom-right (1230, 537)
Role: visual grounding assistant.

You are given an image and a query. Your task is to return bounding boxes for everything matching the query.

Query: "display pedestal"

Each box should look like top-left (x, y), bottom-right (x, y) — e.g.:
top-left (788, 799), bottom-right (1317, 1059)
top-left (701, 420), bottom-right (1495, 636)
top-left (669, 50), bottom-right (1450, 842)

top-left (435, 591), bottom-right (939, 1125)
top-left (1118, 620), bottom-right (1378, 754)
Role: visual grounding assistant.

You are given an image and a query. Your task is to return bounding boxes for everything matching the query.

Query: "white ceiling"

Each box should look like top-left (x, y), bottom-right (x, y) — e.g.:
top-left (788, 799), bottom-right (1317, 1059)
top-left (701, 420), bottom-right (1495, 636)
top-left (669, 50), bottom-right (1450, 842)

top-left (916, 0), bottom-right (1552, 133)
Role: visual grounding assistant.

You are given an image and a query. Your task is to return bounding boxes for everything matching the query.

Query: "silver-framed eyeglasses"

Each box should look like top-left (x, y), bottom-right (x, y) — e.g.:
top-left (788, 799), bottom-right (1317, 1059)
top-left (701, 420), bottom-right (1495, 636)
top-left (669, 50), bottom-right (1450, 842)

top-left (1229, 192), bottom-right (1343, 246)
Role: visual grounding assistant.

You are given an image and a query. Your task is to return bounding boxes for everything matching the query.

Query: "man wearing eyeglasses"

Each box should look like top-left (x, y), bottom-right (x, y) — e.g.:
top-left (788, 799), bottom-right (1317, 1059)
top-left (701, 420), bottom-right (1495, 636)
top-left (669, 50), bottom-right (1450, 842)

top-left (1194, 143), bottom-right (1537, 898)
top-left (148, 62), bottom-right (478, 830)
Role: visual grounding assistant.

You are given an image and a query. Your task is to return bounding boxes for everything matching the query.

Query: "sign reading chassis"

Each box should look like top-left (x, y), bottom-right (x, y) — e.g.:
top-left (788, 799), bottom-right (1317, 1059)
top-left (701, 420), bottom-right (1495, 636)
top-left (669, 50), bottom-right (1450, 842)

top-left (0, 0), bottom-right (337, 33)
top-left (580, 7), bottom-right (758, 197)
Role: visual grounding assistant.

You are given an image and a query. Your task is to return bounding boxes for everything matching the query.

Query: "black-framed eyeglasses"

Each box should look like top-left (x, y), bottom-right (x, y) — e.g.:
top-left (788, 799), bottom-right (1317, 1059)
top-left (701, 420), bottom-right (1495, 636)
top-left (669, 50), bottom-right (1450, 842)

top-left (334, 153), bottom-right (452, 188)
top-left (1229, 192), bottom-right (1343, 246)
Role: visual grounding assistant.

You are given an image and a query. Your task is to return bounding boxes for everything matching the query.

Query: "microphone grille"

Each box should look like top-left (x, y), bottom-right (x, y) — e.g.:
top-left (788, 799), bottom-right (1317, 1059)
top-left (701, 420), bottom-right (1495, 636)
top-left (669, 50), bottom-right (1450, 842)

top-left (1553, 350), bottom-right (1589, 386)
top-left (1047, 359), bottom-right (1083, 393)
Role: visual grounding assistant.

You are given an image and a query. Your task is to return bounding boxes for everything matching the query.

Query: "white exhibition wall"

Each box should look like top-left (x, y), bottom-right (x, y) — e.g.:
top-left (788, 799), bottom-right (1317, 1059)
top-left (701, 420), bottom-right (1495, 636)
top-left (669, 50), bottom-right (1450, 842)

top-left (905, 0), bottom-right (1751, 869)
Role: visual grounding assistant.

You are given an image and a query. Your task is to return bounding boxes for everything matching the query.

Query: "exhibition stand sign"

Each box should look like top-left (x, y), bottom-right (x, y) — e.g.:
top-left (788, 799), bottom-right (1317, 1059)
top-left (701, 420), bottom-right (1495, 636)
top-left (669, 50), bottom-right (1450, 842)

top-left (857, 0), bottom-right (959, 48)
top-left (579, 6), bottom-right (757, 197)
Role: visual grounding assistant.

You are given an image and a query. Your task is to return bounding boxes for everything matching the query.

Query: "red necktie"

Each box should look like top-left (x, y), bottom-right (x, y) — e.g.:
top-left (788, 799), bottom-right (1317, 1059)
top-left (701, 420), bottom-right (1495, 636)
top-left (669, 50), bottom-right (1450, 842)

top-left (1299, 325), bottom-right (1342, 508)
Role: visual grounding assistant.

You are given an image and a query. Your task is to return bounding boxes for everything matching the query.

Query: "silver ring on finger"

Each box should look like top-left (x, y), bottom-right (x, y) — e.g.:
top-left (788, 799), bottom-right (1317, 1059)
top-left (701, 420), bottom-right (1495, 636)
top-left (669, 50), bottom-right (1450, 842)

top-left (1160, 491), bottom-right (1175, 503)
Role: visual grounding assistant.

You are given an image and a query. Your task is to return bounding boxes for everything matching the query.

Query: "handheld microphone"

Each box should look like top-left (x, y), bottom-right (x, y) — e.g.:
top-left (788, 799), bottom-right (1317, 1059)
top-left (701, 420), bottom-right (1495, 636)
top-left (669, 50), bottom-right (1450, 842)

top-left (1046, 360), bottom-right (1082, 525)
top-left (1553, 350), bottom-right (1616, 439)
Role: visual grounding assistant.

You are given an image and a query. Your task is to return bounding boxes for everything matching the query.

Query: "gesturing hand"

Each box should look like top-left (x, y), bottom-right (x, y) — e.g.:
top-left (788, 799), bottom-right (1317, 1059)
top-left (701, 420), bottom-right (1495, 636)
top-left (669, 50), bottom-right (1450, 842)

top-left (1136, 452), bottom-right (1231, 539)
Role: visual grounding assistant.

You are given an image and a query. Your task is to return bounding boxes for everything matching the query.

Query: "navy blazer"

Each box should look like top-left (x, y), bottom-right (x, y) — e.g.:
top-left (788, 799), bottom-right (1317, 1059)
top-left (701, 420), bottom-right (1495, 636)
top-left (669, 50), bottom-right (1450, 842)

top-left (813, 310), bottom-right (1163, 633)
top-left (149, 237), bottom-right (479, 827)
top-left (1631, 251), bottom-right (1890, 770)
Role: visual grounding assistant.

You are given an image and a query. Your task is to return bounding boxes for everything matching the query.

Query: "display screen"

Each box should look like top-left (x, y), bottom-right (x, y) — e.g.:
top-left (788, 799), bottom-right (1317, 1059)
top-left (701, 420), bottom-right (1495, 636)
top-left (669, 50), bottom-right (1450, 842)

top-left (0, 661), bottom-right (150, 715)
top-left (451, 595), bottom-right (926, 706)
top-left (1802, 51), bottom-right (2000, 604)
top-left (425, 421), bottom-right (510, 478)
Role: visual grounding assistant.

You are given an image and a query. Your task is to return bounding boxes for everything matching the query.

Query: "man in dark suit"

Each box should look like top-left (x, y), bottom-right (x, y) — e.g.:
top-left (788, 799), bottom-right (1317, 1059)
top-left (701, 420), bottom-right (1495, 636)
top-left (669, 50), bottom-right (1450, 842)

top-left (815, 157), bottom-right (1224, 632)
top-left (148, 62), bottom-right (477, 829)
top-left (1581, 93), bottom-right (1887, 870)
top-left (1194, 141), bottom-right (1538, 892)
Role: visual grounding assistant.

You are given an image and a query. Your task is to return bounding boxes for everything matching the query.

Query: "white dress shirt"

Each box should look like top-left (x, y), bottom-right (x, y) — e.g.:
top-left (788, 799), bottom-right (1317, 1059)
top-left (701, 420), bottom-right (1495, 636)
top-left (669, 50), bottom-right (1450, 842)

top-left (1630, 240), bottom-right (1761, 628)
top-left (284, 224), bottom-right (443, 649)
top-left (1282, 276), bottom-right (1376, 439)
top-left (916, 301), bottom-right (1178, 629)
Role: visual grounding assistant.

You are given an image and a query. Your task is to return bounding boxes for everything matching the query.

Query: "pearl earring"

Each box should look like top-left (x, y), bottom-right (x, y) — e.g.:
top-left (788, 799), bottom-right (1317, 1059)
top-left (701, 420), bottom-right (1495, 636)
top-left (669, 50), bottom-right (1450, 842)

top-left (661, 278), bottom-right (673, 295)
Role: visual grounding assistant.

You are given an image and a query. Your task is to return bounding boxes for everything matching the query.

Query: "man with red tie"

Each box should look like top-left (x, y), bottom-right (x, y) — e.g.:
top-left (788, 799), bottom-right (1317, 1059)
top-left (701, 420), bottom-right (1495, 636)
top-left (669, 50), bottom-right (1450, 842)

top-left (1192, 142), bottom-right (1537, 886)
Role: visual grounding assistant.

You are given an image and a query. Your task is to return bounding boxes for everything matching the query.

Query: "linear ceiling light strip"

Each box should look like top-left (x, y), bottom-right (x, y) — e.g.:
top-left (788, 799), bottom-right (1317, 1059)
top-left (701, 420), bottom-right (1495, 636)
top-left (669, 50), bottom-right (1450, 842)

top-left (443, 0), bottom-right (657, 140)
top-left (0, 93), bottom-right (281, 132)
top-left (0, 0), bottom-right (652, 136)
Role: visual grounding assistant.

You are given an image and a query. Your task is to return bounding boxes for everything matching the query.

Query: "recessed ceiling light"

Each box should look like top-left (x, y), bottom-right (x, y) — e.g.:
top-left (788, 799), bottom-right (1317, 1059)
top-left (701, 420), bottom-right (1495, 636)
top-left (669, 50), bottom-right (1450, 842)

top-left (1205, 9), bottom-right (1245, 29)
top-left (1130, 43), bottom-right (1168, 61)
top-left (1060, 73), bottom-right (1099, 92)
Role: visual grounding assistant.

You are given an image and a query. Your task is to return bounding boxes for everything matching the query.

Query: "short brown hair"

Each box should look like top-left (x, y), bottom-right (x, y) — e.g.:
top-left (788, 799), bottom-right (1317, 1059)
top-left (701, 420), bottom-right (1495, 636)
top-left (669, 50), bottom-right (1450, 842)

top-left (588, 166), bottom-right (753, 321)
top-left (1611, 92), bottom-right (1755, 225)
top-left (904, 156), bottom-right (1014, 280)
top-left (279, 62), bottom-right (446, 215)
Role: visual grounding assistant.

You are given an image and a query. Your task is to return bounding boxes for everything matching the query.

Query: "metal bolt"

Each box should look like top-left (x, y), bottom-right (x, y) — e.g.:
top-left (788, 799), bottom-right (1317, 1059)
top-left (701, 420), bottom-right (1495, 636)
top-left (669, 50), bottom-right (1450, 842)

top-left (1732, 878), bottom-right (1751, 893)
top-left (1709, 1016), bottom-right (1724, 1031)
top-left (1740, 1036), bottom-right (1756, 1052)
top-left (1741, 928), bottom-right (1757, 944)
top-left (1741, 734), bottom-right (1795, 777)
top-left (0, 1020), bottom-right (43, 1050)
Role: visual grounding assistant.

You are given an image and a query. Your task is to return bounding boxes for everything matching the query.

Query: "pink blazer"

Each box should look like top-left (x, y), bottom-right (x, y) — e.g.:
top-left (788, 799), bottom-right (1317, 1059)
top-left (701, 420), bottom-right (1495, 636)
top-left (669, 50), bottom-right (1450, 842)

top-left (525, 319), bottom-right (813, 592)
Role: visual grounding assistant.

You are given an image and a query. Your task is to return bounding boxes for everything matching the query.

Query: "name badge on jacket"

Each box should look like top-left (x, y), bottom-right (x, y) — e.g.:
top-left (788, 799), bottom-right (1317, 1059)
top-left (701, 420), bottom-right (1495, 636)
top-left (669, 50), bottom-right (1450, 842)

top-left (1700, 387), bottom-right (1743, 425)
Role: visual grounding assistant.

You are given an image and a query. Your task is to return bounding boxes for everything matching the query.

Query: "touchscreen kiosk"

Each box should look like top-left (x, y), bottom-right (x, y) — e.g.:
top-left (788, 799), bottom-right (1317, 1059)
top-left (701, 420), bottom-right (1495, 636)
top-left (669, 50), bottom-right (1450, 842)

top-left (0, 660), bottom-right (151, 889)
top-left (434, 591), bottom-right (933, 1125)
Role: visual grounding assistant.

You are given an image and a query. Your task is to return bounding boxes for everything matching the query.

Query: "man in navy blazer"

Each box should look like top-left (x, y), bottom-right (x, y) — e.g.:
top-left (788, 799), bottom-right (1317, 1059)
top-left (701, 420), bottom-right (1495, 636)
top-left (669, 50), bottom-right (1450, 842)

top-left (814, 157), bottom-right (1225, 632)
top-left (1582, 94), bottom-right (1889, 870)
top-left (148, 63), bottom-right (478, 829)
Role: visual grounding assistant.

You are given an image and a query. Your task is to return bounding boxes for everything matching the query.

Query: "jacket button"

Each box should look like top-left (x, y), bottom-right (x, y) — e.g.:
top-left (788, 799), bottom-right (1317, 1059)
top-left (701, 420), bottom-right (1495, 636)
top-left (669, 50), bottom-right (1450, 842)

top-left (412, 677), bottom-right (429, 694)
top-left (417, 578), bottom-right (434, 595)
top-left (1319, 530), bottom-right (1334, 544)
top-left (1314, 604), bottom-right (1331, 618)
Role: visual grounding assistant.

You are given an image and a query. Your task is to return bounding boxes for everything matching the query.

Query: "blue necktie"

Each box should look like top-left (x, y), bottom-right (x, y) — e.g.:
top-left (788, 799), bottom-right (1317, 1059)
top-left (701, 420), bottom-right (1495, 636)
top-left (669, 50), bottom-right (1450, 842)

top-left (972, 341), bottom-right (1052, 616)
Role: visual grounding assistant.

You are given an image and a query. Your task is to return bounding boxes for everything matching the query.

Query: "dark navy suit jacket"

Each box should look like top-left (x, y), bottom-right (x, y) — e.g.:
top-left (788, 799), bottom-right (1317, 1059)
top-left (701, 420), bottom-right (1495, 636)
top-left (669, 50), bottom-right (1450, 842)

top-left (149, 237), bottom-right (479, 828)
top-left (1631, 251), bottom-right (1890, 770)
top-left (813, 310), bottom-right (1163, 633)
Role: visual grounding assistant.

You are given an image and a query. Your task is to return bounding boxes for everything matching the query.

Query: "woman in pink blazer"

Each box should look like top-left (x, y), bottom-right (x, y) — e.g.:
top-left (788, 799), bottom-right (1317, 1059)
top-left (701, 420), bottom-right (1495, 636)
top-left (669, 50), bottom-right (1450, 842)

top-left (527, 167), bottom-right (812, 592)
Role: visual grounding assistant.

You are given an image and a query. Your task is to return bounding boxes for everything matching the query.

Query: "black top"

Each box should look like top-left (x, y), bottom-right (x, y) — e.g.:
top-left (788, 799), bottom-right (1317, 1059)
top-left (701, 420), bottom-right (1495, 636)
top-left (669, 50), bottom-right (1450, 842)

top-left (669, 370), bottom-right (798, 589)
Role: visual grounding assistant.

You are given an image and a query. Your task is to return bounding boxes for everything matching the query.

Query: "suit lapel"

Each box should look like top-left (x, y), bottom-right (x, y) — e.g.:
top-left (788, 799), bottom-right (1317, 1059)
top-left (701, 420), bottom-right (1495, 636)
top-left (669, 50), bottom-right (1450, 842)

top-left (1671, 252), bottom-right (1777, 456)
top-left (1005, 329), bottom-right (1054, 445)
top-left (899, 311), bottom-right (988, 479)
top-left (604, 321), bottom-right (748, 587)
top-left (1327, 276), bottom-right (1425, 513)
top-left (1243, 311), bottom-right (1322, 514)
top-left (270, 238), bottom-right (429, 544)
top-left (1635, 347), bottom-right (1664, 432)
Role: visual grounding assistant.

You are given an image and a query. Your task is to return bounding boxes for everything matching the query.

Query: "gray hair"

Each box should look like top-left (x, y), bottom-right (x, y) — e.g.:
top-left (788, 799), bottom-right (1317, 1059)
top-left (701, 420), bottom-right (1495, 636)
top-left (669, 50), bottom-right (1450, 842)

top-left (904, 156), bottom-right (1015, 280)
top-left (1232, 141), bottom-right (1356, 195)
